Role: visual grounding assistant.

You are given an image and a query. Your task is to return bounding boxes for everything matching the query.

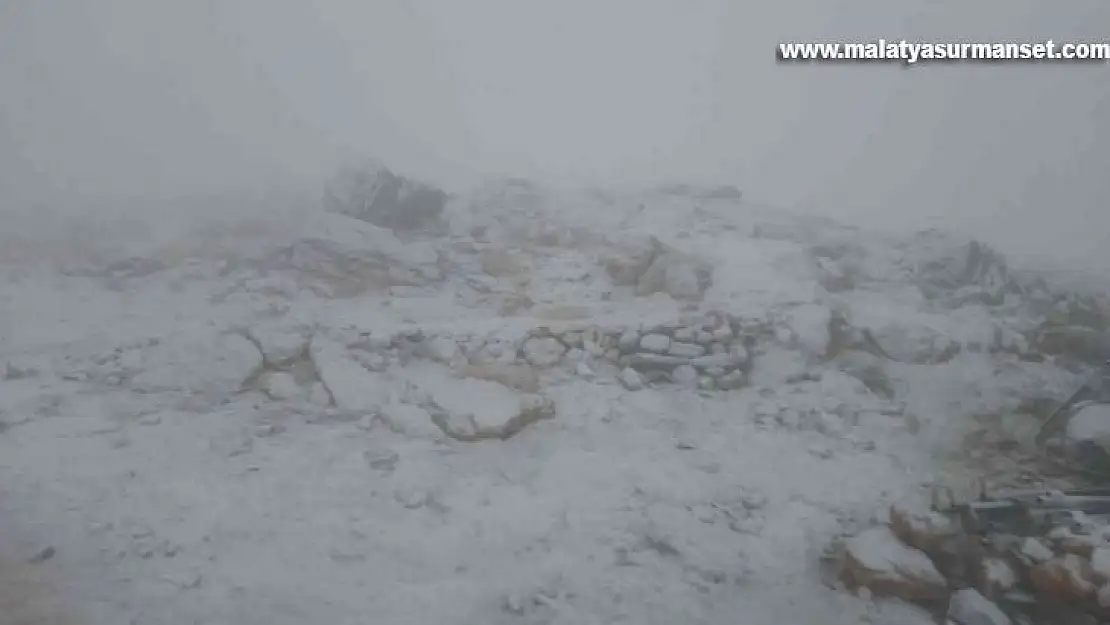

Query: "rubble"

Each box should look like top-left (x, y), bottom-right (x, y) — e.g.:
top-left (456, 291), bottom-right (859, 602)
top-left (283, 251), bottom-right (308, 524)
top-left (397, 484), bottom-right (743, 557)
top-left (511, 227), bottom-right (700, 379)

top-left (835, 485), bottom-right (1110, 624)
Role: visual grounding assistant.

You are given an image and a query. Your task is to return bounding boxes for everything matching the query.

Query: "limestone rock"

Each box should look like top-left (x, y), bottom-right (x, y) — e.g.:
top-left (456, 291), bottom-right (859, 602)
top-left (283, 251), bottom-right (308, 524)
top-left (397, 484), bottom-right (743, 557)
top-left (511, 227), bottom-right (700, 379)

top-left (619, 367), bottom-right (645, 390)
top-left (668, 342), bottom-right (706, 358)
top-left (604, 236), bottom-right (664, 286)
top-left (129, 331), bottom-right (262, 398)
top-left (635, 246), bottom-right (713, 301)
top-left (1065, 404), bottom-right (1110, 473)
top-left (975, 558), bottom-right (1018, 601)
top-left (671, 365), bottom-right (698, 387)
top-left (840, 526), bottom-right (948, 603)
top-left (639, 334), bottom-right (672, 354)
top-left (456, 363), bottom-right (540, 393)
top-left (947, 588), bottom-right (1012, 625)
top-left (522, 337), bottom-right (567, 368)
top-left (1029, 554), bottom-right (1097, 602)
top-left (323, 161), bottom-right (446, 231)
top-left (784, 303), bottom-right (831, 359)
top-left (890, 499), bottom-right (959, 557)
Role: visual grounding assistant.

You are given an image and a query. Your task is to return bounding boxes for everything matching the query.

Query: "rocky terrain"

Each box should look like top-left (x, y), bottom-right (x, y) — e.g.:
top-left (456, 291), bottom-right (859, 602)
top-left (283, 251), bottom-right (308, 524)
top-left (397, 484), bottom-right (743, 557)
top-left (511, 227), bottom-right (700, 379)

top-left (1, 166), bottom-right (1108, 624)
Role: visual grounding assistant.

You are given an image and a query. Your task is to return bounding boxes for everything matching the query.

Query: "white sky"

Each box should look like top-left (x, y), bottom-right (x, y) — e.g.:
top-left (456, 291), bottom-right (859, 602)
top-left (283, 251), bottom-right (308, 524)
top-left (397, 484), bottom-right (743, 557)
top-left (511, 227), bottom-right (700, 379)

top-left (2, 0), bottom-right (1108, 265)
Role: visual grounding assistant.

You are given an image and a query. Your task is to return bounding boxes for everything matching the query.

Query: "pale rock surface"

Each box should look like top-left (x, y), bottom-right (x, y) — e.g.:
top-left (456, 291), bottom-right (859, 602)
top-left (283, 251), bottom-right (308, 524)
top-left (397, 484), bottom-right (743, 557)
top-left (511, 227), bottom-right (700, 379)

top-left (947, 588), bottom-right (1012, 625)
top-left (840, 526), bottom-right (948, 602)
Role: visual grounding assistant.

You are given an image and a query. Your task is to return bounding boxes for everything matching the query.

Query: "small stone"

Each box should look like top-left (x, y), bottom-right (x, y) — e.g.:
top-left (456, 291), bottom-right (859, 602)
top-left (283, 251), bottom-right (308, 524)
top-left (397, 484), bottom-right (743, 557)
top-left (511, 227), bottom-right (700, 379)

top-left (639, 334), bottom-right (672, 353)
top-left (671, 365), bottom-right (698, 387)
top-left (890, 499), bottom-right (959, 557)
top-left (1029, 554), bottom-right (1096, 601)
top-left (947, 588), bottom-right (1011, 625)
top-left (668, 342), bottom-right (706, 358)
top-left (618, 330), bottom-right (641, 352)
top-left (717, 370), bottom-right (747, 390)
top-left (1019, 537), bottom-right (1054, 564)
top-left (689, 353), bottom-right (742, 370)
top-left (605, 348), bottom-right (622, 362)
top-left (619, 368), bottom-right (645, 390)
top-left (363, 446), bottom-right (400, 473)
top-left (27, 546), bottom-right (55, 564)
top-left (422, 336), bottom-right (462, 364)
top-left (625, 353), bottom-right (692, 369)
top-left (709, 342), bottom-right (727, 354)
top-left (673, 327), bottom-right (698, 342)
top-left (711, 326), bottom-right (733, 342)
top-left (696, 331), bottom-right (715, 345)
top-left (698, 376), bottom-right (716, 391)
top-left (1091, 548), bottom-right (1110, 582)
top-left (729, 343), bottom-right (749, 364)
top-left (703, 366), bottom-right (726, 378)
top-left (975, 558), bottom-right (1017, 600)
top-left (522, 337), bottom-right (567, 367)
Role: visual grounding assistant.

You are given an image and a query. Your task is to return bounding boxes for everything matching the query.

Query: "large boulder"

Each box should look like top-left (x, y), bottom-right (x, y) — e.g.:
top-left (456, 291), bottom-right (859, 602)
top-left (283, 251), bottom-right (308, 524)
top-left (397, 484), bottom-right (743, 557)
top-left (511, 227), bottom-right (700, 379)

top-left (323, 161), bottom-right (447, 232)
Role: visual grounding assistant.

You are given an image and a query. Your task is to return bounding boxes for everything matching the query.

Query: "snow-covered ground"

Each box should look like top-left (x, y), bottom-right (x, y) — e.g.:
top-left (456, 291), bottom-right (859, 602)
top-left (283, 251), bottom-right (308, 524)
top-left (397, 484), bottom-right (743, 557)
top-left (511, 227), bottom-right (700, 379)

top-left (0, 181), bottom-right (1096, 624)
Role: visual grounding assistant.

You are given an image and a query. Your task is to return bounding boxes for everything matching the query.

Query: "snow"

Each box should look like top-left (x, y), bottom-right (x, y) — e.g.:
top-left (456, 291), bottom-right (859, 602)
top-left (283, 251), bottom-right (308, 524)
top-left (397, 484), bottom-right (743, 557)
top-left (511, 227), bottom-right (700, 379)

top-left (0, 182), bottom-right (1095, 624)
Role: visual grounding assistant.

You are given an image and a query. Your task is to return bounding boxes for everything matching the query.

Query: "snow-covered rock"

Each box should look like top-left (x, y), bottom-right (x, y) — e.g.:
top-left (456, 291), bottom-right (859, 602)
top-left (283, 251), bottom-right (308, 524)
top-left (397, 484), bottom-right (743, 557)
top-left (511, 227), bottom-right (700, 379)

top-left (323, 161), bottom-right (446, 231)
top-left (947, 588), bottom-right (1011, 625)
top-left (840, 526), bottom-right (948, 602)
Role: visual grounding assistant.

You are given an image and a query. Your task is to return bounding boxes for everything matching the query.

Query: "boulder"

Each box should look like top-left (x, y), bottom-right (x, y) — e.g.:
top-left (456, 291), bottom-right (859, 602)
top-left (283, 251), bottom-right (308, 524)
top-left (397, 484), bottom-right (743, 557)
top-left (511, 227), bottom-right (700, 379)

top-left (840, 526), bottom-right (948, 603)
top-left (323, 161), bottom-right (446, 231)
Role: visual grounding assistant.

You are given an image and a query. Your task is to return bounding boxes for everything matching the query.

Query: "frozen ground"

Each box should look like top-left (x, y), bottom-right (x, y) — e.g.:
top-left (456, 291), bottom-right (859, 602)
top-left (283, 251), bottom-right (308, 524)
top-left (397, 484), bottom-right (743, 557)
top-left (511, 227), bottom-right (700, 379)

top-left (0, 181), bottom-right (1094, 625)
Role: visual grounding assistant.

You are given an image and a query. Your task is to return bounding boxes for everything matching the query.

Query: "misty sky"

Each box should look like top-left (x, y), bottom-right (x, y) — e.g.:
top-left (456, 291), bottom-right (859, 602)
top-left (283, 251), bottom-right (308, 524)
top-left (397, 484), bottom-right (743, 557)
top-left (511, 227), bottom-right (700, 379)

top-left (1, 0), bottom-right (1108, 265)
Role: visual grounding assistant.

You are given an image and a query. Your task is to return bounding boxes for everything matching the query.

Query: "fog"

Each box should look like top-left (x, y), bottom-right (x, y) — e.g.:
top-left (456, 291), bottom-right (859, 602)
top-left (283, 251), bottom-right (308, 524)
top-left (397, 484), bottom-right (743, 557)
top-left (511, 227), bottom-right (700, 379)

top-left (2, 0), bottom-right (1108, 268)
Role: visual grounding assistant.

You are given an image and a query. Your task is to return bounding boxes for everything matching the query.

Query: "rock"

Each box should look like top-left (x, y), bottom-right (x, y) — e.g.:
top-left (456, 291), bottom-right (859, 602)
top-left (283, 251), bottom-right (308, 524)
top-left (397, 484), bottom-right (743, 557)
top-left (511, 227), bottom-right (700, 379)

top-left (862, 317), bottom-right (961, 364)
top-left (259, 371), bottom-right (302, 401)
top-left (312, 341), bottom-right (388, 412)
top-left (619, 367), bottom-right (645, 390)
top-left (522, 337), bottom-right (567, 368)
top-left (1090, 548), bottom-right (1110, 583)
top-left (833, 351), bottom-right (895, 398)
top-left (456, 363), bottom-right (540, 393)
top-left (840, 526), bottom-right (948, 603)
top-left (668, 342), bottom-right (706, 358)
top-left (690, 353), bottom-right (744, 370)
top-left (422, 375), bottom-right (556, 441)
top-left (671, 365), bottom-right (698, 387)
top-left (323, 161), bottom-right (446, 231)
top-left (890, 499), bottom-right (960, 556)
top-left (1029, 554), bottom-right (1096, 602)
top-left (421, 336), bottom-right (463, 365)
top-left (1065, 404), bottom-right (1110, 472)
top-left (1019, 538), bottom-right (1056, 565)
top-left (634, 245), bottom-right (713, 301)
top-left (975, 558), bottom-right (1018, 600)
top-left (129, 331), bottom-right (262, 398)
top-left (947, 588), bottom-right (1012, 625)
top-left (380, 401), bottom-right (442, 439)
top-left (717, 370), bottom-right (747, 390)
top-left (639, 334), bottom-right (672, 354)
top-left (605, 236), bottom-right (664, 286)
top-left (673, 327), bottom-right (698, 342)
top-left (784, 303), bottom-right (831, 359)
top-left (618, 330), bottom-right (641, 352)
top-left (624, 354), bottom-right (691, 370)
top-left (1033, 326), bottom-right (1110, 363)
